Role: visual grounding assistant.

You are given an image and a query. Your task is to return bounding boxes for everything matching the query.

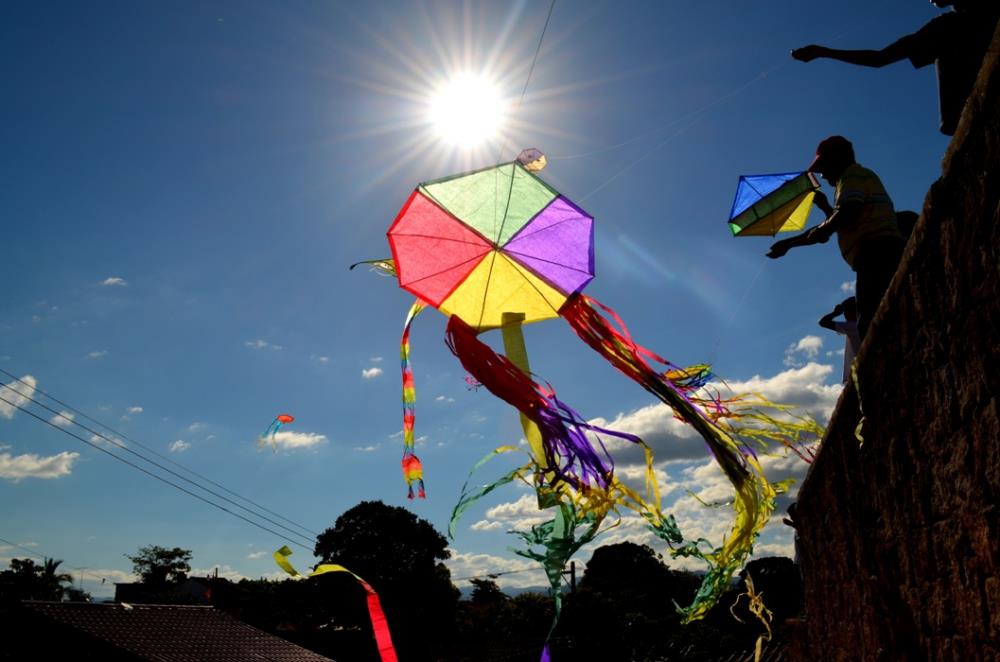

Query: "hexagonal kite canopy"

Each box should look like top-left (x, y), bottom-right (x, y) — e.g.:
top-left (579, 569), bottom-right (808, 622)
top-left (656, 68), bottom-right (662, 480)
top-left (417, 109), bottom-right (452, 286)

top-left (388, 162), bottom-right (595, 331)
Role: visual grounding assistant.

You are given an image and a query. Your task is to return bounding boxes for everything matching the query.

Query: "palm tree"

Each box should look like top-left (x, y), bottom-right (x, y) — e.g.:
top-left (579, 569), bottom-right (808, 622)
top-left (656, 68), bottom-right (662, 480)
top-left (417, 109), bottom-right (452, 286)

top-left (39, 558), bottom-right (74, 601)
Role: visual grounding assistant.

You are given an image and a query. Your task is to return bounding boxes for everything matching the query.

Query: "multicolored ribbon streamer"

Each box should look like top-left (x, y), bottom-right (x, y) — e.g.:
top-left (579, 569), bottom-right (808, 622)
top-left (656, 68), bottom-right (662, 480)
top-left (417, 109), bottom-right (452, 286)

top-left (400, 299), bottom-right (427, 498)
top-left (560, 293), bottom-right (787, 622)
top-left (446, 315), bottom-right (652, 495)
top-left (274, 546), bottom-right (398, 662)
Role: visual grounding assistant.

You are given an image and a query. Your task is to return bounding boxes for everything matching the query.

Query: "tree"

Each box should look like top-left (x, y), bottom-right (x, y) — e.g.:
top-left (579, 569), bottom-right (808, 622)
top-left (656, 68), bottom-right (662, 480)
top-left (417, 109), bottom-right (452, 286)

top-left (554, 542), bottom-right (715, 660)
top-left (313, 501), bottom-right (458, 661)
top-left (469, 578), bottom-right (506, 607)
top-left (125, 545), bottom-right (192, 586)
top-left (0, 557), bottom-right (74, 603)
top-left (39, 558), bottom-right (74, 600)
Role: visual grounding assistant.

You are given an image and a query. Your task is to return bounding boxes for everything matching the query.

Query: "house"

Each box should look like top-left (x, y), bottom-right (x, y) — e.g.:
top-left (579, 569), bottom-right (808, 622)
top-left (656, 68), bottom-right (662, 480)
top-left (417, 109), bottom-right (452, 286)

top-left (10, 601), bottom-right (335, 661)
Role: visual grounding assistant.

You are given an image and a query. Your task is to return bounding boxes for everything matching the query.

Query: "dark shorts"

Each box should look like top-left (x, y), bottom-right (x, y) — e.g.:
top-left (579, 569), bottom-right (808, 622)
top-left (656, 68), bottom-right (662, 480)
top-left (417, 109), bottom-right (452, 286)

top-left (853, 237), bottom-right (905, 338)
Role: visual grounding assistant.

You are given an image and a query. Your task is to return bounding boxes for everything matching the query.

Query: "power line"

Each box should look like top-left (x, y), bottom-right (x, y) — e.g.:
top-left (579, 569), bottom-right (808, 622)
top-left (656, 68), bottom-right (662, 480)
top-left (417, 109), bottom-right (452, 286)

top-left (0, 393), bottom-right (313, 552)
top-left (0, 381), bottom-right (315, 547)
top-left (450, 566), bottom-right (547, 582)
top-left (0, 367), bottom-right (319, 539)
top-left (0, 535), bottom-right (118, 588)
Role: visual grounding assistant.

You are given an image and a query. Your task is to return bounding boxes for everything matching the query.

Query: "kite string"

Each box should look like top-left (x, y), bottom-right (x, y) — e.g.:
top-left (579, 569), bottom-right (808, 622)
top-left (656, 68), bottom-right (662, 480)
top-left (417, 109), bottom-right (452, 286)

top-left (551, 3), bottom-right (890, 167)
top-left (494, 0), bottom-right (557, 165)
top-left (706, 256), bottom-right (769, 366)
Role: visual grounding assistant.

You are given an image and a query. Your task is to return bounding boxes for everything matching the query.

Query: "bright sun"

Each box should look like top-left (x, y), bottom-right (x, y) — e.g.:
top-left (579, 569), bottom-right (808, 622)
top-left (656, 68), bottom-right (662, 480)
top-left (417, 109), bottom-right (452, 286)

top-left (429, 73), bottom-right (505, 147)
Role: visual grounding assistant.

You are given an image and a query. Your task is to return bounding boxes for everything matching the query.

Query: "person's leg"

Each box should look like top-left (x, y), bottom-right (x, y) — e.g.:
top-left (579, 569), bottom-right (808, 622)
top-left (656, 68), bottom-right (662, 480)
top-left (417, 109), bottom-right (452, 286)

top-left (855, 238), bottom-right (904, 339)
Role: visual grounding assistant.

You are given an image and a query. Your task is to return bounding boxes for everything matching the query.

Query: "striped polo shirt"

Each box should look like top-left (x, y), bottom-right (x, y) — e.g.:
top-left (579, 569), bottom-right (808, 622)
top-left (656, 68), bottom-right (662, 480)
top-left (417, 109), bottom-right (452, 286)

top-left (834, 163), bottom-right (902, 269)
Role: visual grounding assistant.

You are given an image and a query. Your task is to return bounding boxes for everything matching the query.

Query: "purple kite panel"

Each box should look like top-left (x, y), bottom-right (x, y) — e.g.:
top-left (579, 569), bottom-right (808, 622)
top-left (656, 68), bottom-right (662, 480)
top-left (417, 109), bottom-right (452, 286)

top-left (503, 196), bottom-right (595, 295)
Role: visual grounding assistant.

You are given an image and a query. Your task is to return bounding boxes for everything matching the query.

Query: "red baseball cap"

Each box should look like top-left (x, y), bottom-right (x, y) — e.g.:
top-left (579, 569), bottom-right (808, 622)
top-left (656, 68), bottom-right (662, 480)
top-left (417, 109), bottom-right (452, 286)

top-left (807, 135), bottom-right (854, 173)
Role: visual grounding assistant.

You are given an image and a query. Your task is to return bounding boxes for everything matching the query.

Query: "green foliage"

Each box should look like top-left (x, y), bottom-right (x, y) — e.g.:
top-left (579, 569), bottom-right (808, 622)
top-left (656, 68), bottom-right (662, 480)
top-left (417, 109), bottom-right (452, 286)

top-left (125, 545), bottom-right (192, 586)
top-left (313, 500), bottom-right (459, 662)
top-left (469, 578), bottom-right (506, 606)
top-left (0, 557), bottom-right (75, 603)
top-left (548, 543), bottom-right (803, 660)
top-left (453, 590), bottom-right (553, 661)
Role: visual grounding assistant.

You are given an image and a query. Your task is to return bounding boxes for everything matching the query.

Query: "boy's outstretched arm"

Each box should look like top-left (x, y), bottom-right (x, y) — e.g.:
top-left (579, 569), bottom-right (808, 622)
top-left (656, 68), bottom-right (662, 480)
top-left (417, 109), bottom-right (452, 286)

top-left (791, 39), bottom-right (910, 68)
top-left (766, 200), bottom-right (862, 259)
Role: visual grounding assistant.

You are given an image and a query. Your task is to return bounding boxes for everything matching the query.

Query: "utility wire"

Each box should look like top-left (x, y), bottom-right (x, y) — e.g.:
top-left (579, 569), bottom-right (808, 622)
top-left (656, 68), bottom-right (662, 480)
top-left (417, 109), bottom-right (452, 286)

top-left (0, 393), bottom-right (312, 552)
top-left (451, 565), bottom-right (547, 582)
top-left (0, 535), bottom-right (119, 589)
top-left (0, 367), bottom-right (319, 539)
top-left (0, 381), bottom-right (315, 547)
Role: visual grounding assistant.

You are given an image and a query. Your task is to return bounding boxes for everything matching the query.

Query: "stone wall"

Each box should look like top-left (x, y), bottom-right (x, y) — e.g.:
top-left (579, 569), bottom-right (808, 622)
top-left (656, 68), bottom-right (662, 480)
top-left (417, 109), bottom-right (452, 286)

top-left (791, 24), bottom-right (1000, 662)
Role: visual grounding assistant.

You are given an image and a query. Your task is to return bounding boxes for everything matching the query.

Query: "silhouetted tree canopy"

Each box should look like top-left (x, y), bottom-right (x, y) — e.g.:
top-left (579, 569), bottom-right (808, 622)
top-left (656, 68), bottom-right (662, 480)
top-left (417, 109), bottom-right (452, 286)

top-left (125, 545), bottom-right (192, 586)
top-left (314, 500), bottom-right (450, 583)
top-left (469, 578), bottom-right (507, 606)
top-left (313, 500), bottom-right (458, 662)
top-left (0, 557), bottom-right (76, 603)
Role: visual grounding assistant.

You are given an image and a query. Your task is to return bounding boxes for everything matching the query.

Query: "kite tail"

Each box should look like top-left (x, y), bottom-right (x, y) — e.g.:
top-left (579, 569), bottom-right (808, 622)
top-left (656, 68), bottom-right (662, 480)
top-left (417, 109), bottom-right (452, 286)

top-left (510, 501), bottom-right (603, 662)
top-left (446, 315), bottom-right (648, 493)
top-left (561, 293), bottom-right (779, 622)
top-left (349, 258), bottom-right (397, 277)
top-left (400, 300), bottom-right (427, 498)
top-left (274, 546), bottom-right (399, 662)
top-left (402, 454), bottom-right (425, 500)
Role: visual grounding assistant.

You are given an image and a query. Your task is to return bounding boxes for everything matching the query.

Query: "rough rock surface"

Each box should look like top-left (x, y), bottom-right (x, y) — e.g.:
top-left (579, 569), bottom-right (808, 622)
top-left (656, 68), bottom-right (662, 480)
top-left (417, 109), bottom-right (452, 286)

top-left (790, 23), bottom-right (1000, 662)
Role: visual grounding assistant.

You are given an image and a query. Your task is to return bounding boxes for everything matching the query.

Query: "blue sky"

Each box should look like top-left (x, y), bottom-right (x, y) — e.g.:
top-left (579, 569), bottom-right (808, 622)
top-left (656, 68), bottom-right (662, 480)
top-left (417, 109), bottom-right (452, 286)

top-left (2, 0), bottom-right (949, 598)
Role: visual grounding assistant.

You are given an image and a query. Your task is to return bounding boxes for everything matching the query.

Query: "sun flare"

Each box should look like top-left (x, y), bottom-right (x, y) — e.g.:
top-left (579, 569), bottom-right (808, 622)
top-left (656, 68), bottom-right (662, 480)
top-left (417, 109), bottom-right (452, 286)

top-left (429, 73), bottom-right (506, 147)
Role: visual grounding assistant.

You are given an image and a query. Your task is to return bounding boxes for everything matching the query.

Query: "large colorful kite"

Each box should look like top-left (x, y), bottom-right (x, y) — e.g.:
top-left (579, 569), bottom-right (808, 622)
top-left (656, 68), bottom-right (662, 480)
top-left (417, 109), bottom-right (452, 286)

top-left (728, 171), bottom-right (820, 236)
top-left (372, 151), bottom-right (821, 659)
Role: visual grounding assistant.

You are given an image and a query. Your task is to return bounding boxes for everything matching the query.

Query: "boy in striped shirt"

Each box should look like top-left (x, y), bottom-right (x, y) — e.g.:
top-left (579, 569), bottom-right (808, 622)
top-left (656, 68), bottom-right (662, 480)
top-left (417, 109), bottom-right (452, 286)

top-left (767, 136), bottom-right (905, 339)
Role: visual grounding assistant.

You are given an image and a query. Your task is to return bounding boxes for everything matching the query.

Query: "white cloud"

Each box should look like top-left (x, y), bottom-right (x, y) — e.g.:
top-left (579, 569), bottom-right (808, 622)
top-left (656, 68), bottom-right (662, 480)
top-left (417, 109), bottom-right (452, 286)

top-left (587, 401), bottom-right (703, 465)
top-left (353, 445), bottom-right (378, 452)
top-left (127, 406), bottom-right (143, 415)
top-left (186, 422), bottom-right (205, 433)
top-left (310, 355), bottom-right (330, 364)
top-left (470, 520), bottom-right (504, 531)
top-left (50, 410), bottom-right (75, 427)
top-left (716, 362), bottom-right (841, 423)
top-left (100, 277), bottom-right (128, 287)
top-left (72, 567), bottom-right (137, 587)
top-left (246, 551), bottom-right (267, 560)
top-left (362, 367), bottom-right (383, 379)
top-left (0, 451), bottom-right (79, 481)
top-left (784, 335), bottom-right (823, 366)
top-left (86, 350), bottom-right (108, 359)
top-left (88, 432), bottom-right (124, 449)
top-left (444, 549), bottom-right (547, 589)
top-left (168, 440), bottom-right (190, 453)
top-left (447, 359), bottom-right (835, 579)
top-left (479, 493), bottom-right (551, 530)
top-left (264, 430), bottom-right (328, 451)
top-left (189, 565), bottom-right (280, 582)
top-left (436, 395), bottom-right (456, 403)
top-left (840, 280), bottom-right (856, 294)
top-left (245, 339), bottom-right (282, 351)
top-left (0, 375), bottom-right (37, 419)
top-left (370, 356), bottom-right (384, 363)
